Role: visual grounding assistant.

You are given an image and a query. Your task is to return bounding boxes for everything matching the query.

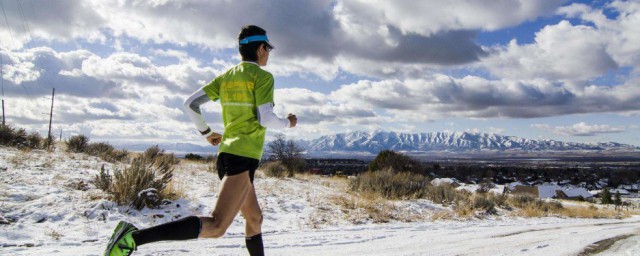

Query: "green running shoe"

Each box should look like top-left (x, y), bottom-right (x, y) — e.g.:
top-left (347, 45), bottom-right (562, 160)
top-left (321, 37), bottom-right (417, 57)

top-left (104, 221), bottom-right (138, 256)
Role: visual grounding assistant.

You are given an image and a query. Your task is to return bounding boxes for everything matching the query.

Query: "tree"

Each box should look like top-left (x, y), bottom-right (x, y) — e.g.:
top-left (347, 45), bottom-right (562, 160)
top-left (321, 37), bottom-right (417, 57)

top-left (614, 191), bottom-right (622, 209)
top-left (266, 134), bottom-right (305, 173)
top-left (600, 188), bottom-right (613, 205)
top-left (369, 150), bottom-right (423, 174)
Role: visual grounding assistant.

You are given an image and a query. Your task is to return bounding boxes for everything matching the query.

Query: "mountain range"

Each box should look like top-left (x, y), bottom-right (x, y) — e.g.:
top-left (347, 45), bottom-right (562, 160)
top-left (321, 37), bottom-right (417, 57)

top-left (113, 130), bottom-right (639, 158)
top-left (301, 130), bottom-right (638, 154)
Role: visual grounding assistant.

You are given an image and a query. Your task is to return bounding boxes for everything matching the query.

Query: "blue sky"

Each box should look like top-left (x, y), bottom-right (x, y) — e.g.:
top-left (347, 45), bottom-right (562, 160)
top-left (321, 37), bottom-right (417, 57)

top-left (1, 0), bottom-right (639, 147)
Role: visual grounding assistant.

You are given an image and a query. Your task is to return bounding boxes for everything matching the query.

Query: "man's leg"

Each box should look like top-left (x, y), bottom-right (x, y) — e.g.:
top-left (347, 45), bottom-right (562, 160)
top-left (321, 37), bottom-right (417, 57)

top-left (199, 171), bottom-right (252, 238)
top-left (241, 185), bottom-right (264, 256)
top-left (109, 171), bottom-right (252, 253)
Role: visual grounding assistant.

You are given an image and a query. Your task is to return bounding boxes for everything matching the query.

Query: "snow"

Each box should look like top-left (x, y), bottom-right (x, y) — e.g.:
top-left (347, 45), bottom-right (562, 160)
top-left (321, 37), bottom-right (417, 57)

top-left (1, 146), bottom-right (640, 256)
top-left (430, 178), bottom-right (458, 186)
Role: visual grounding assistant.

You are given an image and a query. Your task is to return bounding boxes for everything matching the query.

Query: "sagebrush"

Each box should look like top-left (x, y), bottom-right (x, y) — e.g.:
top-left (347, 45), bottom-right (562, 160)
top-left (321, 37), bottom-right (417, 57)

top-left (92, 145), bottom-right (177, 210)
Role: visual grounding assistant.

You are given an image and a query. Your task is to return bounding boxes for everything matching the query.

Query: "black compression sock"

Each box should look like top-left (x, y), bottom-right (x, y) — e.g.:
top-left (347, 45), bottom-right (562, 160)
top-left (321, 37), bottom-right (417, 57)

top-left (131, 216), bottom-right (201, 246)
top-left (245, 233), bottom-right (265, 256)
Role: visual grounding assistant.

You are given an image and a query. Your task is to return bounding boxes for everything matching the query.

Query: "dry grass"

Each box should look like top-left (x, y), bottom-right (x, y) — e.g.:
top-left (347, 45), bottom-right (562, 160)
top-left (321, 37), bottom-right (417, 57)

top-left (559, 205), bottom-right (629, 219)
top-left (261, 161), bottom-right (293, 178)
top-left (9, 153), bottom-right (27, 167)
top-left (45, 227), bottom-right (63, 241)
top-left (430, 210), bottom-right (455, 221)
top-left (329, 192), bottom-right (426, 224)
top-left (162, 178), bottom-right (187, 201)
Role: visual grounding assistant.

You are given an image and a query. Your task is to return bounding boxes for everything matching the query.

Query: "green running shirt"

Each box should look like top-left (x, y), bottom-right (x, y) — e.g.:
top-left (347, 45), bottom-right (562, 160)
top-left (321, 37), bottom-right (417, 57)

top-left (202, 62), bottom-right (275, 160)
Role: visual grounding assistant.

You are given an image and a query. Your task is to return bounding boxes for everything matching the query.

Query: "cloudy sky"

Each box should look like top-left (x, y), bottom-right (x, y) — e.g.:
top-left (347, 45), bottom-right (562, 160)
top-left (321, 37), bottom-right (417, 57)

top-left (1, 0), bottom-right (639, 147)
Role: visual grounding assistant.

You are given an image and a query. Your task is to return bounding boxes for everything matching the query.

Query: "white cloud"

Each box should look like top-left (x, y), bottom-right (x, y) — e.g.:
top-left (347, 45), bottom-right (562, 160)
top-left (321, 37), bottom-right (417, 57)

top-left (532, 122), bottom-right (625, 136)
top-left (336, 0), bottom-right (564, 36)
top-left (482, 21), bottom-right (617, 82)
top-left (481, 1), bottom-right (640, 86)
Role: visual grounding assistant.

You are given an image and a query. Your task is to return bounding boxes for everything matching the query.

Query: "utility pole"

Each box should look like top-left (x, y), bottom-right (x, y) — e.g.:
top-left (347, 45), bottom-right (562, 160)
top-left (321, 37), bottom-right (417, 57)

top-left (1, 54), bottom-right (4, 126)
top-left (1, 97), bottom-right (4, 126)
top-left (47, 88), bottom-right (55, 143)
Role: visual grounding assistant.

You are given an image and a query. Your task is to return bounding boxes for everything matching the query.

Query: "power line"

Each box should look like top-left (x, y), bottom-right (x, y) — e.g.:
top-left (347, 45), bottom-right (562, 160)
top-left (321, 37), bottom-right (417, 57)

top-left (0, 0), bottom-right (18, 49)
top-left (14, 0), bottom-right (42, 105)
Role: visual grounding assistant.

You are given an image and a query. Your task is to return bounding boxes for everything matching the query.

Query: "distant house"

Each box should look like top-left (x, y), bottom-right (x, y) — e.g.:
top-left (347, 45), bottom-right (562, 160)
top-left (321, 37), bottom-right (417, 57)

top-left (506, 182), bottom-right (525, 191)
top-left (537, 184), bottom-right (562, 199)
top-left (557, 188), bottom-right (593, 200)
top-left (610, 189), bottom-right (631, 196)
top-left (618, 185), bottom-right (639, 193)
top-left (510, 184), bottom-right (593, 201)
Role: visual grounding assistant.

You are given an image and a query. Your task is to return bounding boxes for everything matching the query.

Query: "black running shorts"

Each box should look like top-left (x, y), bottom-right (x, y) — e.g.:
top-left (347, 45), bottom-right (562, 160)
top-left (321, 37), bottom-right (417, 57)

top-left (216, 152), bottom-right (260, 183)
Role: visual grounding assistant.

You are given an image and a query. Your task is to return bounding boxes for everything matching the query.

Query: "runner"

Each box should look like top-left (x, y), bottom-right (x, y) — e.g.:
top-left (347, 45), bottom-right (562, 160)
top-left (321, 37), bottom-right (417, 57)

top-left (104, 25), bottom-right (297, 256)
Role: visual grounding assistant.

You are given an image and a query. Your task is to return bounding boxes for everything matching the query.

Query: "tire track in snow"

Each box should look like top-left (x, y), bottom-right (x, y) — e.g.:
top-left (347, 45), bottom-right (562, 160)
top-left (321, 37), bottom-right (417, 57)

top-left (492, 220), bottom-right (640, 238)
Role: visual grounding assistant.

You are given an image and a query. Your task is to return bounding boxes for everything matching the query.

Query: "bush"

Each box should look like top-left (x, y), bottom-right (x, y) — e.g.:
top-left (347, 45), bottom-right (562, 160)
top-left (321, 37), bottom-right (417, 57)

top-left (25, 132), bottom-right (43, 149)
top-left (67, 135), bottom-right (89, 153)
top-left (424, 183), bottom-right (469, 206)
top-left (143, 145), bottom-right (179, 167)
top-left (349, 168), bottom-right (431, 200)
top-left (12, 128), bottom-right (28, 148)
top-left (368, 150), bottom-right (423, 174)
top-left (184, 153), bottom-right (203, 161)
top-left (0, 124), bottom-right (15, 145)
top-left (93, 165), bottom-right (112, 191)
top-left (507, 194), bottom-right (563, 216)
top-left (0, 124), bottom-right (44, 149)
top-left (108, 149), bottom-right (130, 163)
top-left (110, 147), bottom-right (175, 210)
top-left (91, 145), bottom-right (178, 210)
top-left (266, 134), bottom-right (305, 173)
top-left (262, 161), bottom-right (293, 178)
top-left (85, 142), bottom-right (129, 162)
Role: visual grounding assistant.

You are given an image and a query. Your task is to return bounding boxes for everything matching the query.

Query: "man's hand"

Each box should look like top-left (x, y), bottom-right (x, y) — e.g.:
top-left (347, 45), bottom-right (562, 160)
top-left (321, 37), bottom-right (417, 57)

top-left (287, 113), bottom-right (297, 128)
top-left (206, 132), bottom-right (223, 146)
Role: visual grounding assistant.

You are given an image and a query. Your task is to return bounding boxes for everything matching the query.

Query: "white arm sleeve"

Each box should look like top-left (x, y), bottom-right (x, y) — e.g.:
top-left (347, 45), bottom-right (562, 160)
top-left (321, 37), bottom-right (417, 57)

top-left (183, 89), bottom-right (214, 136)
top-left (257, 103), bottom-right (290, 129)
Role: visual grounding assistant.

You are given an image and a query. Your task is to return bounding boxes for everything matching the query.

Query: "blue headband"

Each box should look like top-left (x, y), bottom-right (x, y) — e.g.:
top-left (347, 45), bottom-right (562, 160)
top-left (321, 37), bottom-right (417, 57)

top-left (239, 35), bottom-right (270, 45)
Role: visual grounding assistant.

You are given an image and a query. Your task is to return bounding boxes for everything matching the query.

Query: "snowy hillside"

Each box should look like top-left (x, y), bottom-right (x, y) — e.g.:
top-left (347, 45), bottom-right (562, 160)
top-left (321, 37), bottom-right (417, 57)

top-left (1, 146), bottom-right (640, 256)
top-left (304, 130), bottom-right (639, 154)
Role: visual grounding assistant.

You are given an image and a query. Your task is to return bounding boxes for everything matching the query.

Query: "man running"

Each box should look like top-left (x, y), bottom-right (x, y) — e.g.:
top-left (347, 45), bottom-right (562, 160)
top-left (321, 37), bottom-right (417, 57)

top-left (104, 25), bottom-right (297, 256)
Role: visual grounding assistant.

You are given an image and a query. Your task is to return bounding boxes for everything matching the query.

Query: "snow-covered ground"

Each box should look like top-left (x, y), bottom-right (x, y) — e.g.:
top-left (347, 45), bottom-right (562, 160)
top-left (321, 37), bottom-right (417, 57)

top-left (1, 146), bottom-right (639, 256)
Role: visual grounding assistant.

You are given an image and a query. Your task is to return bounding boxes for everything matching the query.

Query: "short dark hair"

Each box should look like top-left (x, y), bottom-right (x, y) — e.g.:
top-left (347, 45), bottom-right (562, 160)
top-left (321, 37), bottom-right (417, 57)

top-left (238, 25), bottom-right (271, 62)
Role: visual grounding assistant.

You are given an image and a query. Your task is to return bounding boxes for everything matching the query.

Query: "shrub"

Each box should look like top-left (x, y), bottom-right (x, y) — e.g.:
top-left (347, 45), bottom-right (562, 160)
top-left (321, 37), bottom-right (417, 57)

top-left (93, 165), bottom-right (112, 191)
top-left (262, 161), bottom-right (293, 178)
top-left (368, 150), bottom-right (423, 174)
top-left (349, 168), bottom-right (431, 200)
top-left (85, 142), bottom-right (129, 162)
top-left (87, 142), bottom-right (114, 157)
top-left (0, 124), bottom-right (44, 149)
top-left (423, 183), bottom-right (468, 206)
top-left (184, 153), bottom-right (203, 161)
top-left (108, 149), bottom-right (129, 163)
top-left (12, 128), bottom-right (28, 148)
top-left (91, 145), bottom-right (177, 210)
top-left (266, 134), bottom-right (305, 173)
top-left (507, 194), bottom-right (563, 216)
top-left (67, 135), bottom-right (89, 153)
top-left (470, 194), bottom-right (497, 214)
top-left (110, 153), bottom-right (174, 210)
top-left (0, 124), bottom-right (15, 145)
top-left (25, 132), bottom-right (43, 149)
top-left (143, 145), bottom-right (179, 167)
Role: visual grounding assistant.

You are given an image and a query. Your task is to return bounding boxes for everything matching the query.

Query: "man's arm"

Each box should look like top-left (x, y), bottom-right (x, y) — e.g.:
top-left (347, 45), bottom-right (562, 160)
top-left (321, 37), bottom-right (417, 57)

top-left (183, 89), bottom-right (223, 145)
top-left (257, 103), bottom-right (296, 128)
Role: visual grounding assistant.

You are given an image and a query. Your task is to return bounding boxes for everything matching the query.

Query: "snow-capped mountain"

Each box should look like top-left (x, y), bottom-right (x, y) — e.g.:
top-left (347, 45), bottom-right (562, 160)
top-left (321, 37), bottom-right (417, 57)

top-left (303, 130), bottom-right (638, 154)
